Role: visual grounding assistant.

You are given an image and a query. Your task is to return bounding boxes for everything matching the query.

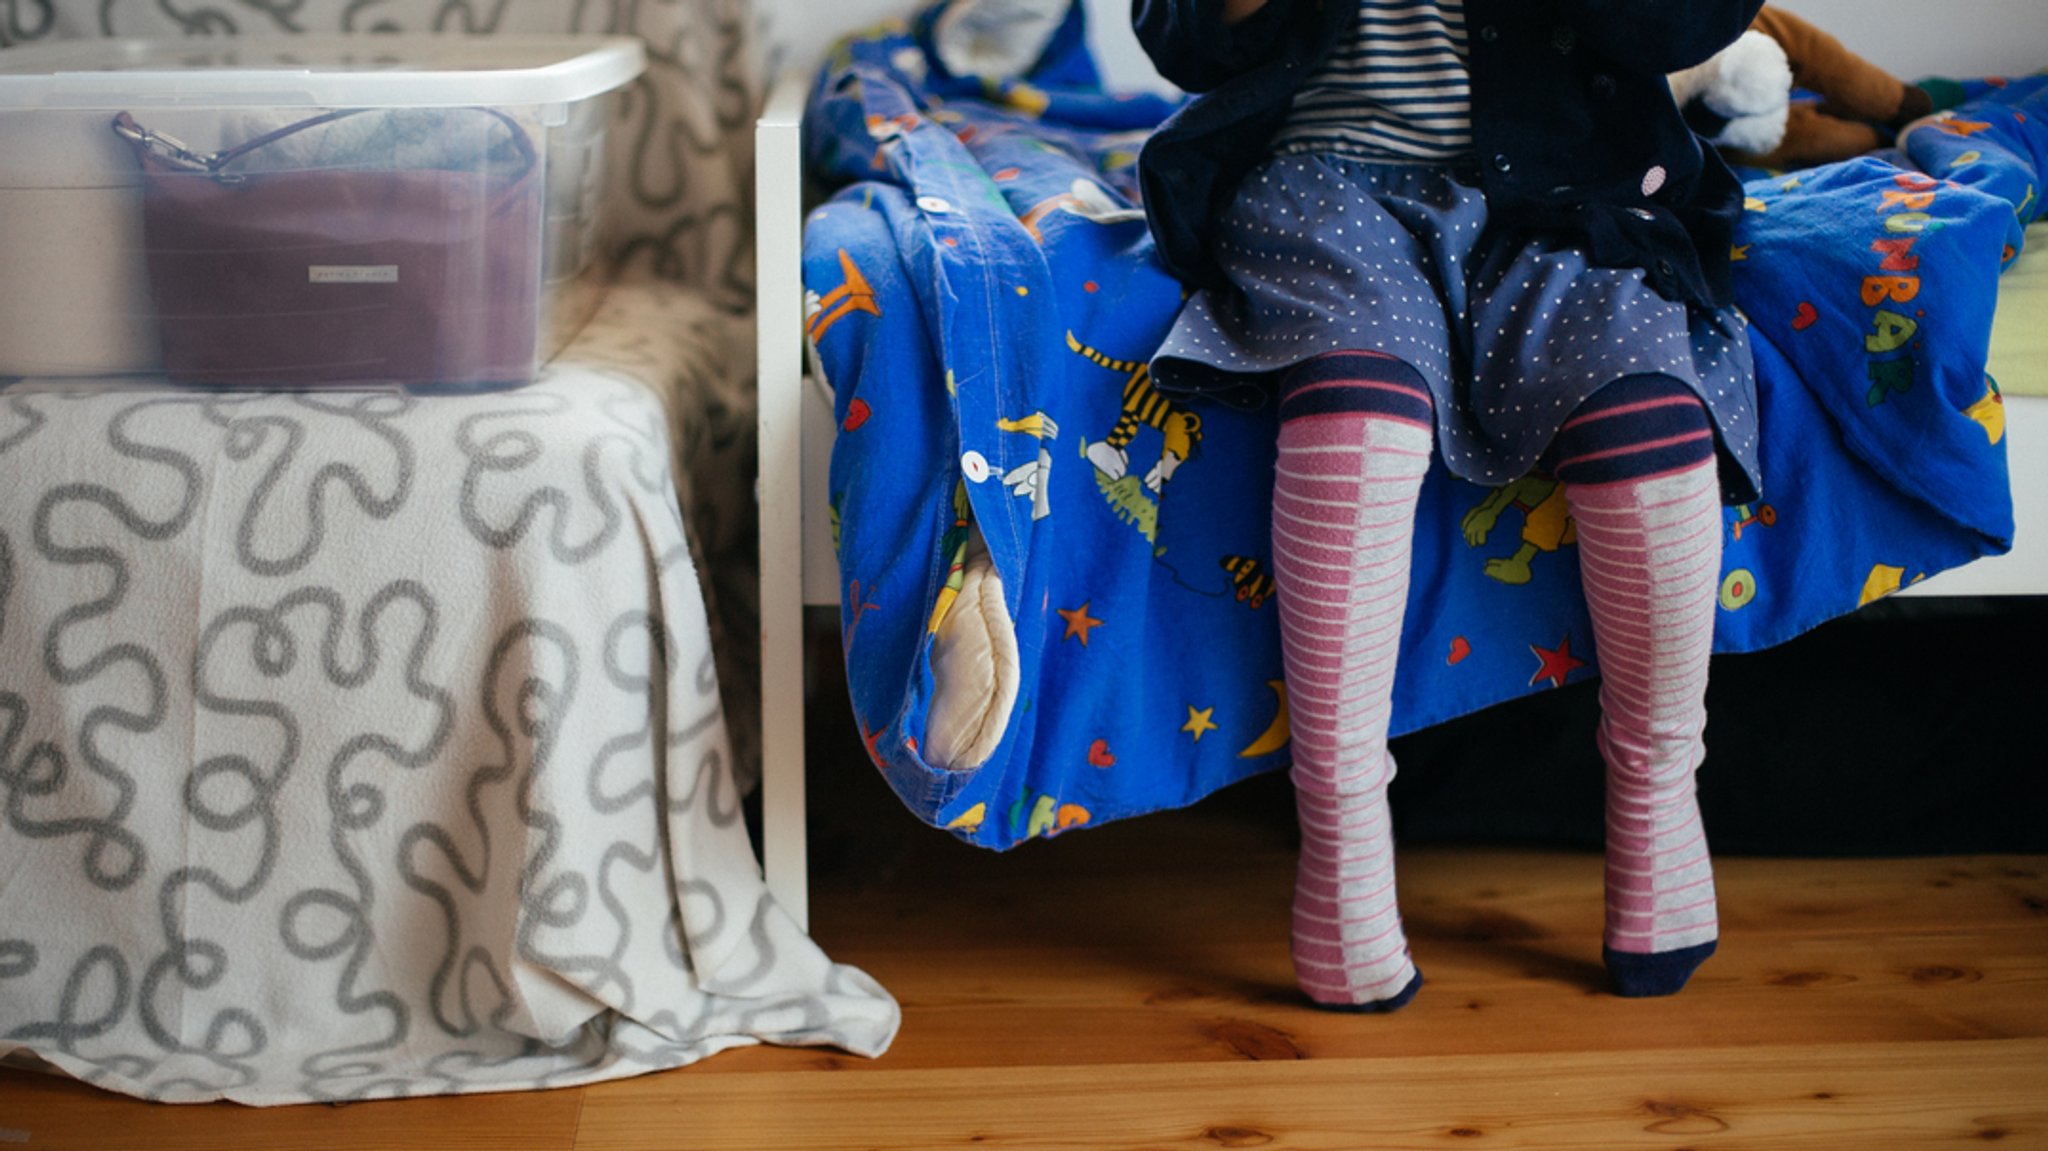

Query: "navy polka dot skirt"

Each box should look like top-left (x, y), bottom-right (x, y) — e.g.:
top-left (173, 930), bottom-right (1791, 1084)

top-left (1151, 153), bottom-right (1761, 503)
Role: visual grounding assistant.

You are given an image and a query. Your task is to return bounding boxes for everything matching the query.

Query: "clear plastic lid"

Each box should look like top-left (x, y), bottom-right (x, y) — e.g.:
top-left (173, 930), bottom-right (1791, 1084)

top-left (0, 34), bottom-right (646, 109)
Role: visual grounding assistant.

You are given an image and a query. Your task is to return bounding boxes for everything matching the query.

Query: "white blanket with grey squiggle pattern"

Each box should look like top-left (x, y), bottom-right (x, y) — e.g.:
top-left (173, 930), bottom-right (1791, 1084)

top-left (0, 282), bottom-right (899, 1104)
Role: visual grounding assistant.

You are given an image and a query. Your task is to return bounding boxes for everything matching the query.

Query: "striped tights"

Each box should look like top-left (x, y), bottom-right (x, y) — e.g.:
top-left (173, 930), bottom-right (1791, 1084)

top-left (1274, 355), bottom-right (1722, 1008)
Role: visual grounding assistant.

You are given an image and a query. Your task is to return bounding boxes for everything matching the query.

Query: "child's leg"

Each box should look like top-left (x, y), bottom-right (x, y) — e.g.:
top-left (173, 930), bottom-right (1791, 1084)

top-left (1272, 350), bottom-right (1433, 1011)
top-left (1549, 375), bottom-right (1723, 997)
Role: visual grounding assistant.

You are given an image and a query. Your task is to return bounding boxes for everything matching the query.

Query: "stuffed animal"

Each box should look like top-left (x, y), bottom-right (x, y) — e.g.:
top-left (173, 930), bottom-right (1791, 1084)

top-left (1670, 4), bottom-right (1958, 170)
top-left (1667, 27), bottom-right (1795, 158)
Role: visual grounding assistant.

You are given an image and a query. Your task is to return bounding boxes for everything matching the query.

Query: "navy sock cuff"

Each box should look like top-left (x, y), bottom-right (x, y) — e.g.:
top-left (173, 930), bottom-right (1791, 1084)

top-left (1278, 352), bottom-right (1434, 426)
top-left (1545, 374), bottom-right (1714, 486)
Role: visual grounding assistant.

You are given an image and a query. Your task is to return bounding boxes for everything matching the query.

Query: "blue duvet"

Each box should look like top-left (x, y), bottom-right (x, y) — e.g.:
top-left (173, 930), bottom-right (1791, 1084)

top-left (803, 4), bottom-right (2035, 849)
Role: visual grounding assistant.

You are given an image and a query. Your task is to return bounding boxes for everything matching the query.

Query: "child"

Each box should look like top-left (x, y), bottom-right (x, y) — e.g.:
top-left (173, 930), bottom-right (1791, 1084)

top-left (1133, 0), bottom-right (1767, 1010)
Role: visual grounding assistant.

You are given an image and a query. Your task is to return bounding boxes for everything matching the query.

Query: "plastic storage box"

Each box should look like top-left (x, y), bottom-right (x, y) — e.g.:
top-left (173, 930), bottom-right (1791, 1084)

top-left (0, 35), bottom-right (644, 388)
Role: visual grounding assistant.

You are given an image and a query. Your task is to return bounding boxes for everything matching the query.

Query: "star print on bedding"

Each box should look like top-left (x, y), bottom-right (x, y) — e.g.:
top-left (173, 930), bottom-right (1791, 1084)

top-left (803, 0), bottom-right (2025, 850)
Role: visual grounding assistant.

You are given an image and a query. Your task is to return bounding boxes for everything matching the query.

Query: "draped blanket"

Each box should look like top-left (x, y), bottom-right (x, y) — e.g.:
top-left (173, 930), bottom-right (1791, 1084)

top-left (0, 285), bottom-right (900, 1103)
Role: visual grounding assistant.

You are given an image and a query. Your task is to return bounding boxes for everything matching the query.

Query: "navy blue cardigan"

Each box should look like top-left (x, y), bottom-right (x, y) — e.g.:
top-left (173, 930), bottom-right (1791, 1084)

top-left (1133, 0), bottom-right (1767, 310)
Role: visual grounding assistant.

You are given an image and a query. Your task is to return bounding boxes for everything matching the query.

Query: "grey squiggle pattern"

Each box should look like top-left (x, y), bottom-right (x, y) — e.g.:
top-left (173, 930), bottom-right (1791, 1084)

top-left (5, 946), bottom-right (130, 1050)
top-left (2, 0), bottom-right (56, 40)
top-left (0, 396), bottom-right (47, 456)
top-left (1, 528), bottom-right (18, 778)
top-left (0, 285), bottom-right (899, 1103)
top-left (220, 395), bottom-right (417, 578)
top-left (589, 611), bottom-right (674, 817)
top-left (457, 393), bottom-right (628, 563)
top-left (21, 398), bottom-right (207, 892)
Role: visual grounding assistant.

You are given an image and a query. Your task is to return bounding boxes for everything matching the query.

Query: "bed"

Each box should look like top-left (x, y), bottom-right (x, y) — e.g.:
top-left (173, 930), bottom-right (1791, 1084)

top-left (0, 0), bottom-right (899, 1106)
top-left (753, 0), bottom-right (2046, 914)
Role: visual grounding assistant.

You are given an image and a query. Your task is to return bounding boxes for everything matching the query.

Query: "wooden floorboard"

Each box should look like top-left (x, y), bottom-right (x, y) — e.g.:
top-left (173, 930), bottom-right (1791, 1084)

top-left (572, 1040), bottom-right (2047, 1150)
top-left (0, 1070), bottom-right (587, 1150)
top-left (2, 767), bottom-right (2044, 1148)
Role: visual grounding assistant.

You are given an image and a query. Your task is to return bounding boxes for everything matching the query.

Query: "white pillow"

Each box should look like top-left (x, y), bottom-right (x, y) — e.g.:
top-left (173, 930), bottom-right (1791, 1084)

top-left (924, 533), bottom-right (1020, 772)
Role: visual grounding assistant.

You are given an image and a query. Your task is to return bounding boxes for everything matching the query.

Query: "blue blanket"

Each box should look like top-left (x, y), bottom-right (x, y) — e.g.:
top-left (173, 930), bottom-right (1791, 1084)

top-left (804, 5), bottom-right (2032, 850)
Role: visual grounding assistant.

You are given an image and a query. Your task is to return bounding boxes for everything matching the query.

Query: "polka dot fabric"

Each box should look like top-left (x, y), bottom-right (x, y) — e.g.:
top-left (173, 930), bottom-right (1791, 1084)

top-left (1151, 153), bottom-right (1761, 504)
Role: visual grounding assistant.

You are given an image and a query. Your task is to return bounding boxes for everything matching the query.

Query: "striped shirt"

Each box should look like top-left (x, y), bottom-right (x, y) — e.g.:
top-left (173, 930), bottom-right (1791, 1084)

top-left (1270, 0), bottom-right (1473, 164)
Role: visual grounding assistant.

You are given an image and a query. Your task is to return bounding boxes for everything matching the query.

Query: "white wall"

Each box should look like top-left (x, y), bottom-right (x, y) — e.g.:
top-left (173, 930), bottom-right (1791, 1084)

top-left (759, 0), bottom-right (2044, 93)
top-left (1773, 0), bottom-right (2045, 83)
top-left (758, 0), bottom-right (1167, 89)
top-left (1088, 0), bottom-right (1172, 91)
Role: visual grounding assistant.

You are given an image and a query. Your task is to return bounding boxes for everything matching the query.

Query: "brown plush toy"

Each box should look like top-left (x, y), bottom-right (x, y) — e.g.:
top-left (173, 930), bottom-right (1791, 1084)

top-left (1670, 4), bottom-right (1948, 171)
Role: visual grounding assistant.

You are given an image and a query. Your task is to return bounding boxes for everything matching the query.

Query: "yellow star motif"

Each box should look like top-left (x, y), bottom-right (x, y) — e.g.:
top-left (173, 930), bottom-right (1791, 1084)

top-left (1744, 195), bottom-right (1768, 212)
top-left (1730, 244), bottom-right (1751, 262)
top-left (1057, 602), bottom-right (1104, 645)
top-left (1183, 706), bottom-right (1218, 741)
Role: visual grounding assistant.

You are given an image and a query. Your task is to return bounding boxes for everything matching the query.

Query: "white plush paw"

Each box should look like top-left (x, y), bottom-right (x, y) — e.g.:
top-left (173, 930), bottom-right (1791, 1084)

top-left (1717, 105), bottom-right (1791, 154)
top-left (1670, 31), bottom-right (1791, 149)
top-left (1700, 31), bottom-right (1793, 119)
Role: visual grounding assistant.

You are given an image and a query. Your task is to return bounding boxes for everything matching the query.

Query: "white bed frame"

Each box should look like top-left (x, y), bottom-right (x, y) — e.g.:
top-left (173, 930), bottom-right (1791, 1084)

top-left (752, 16), bottom-right (2047, 928)
top-left (757, 70), bottom-right (814, 927)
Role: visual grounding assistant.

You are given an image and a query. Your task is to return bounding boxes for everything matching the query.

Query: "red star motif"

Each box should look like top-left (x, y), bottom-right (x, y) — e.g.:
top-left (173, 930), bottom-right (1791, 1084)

top-left (1528, 635), bottom-right (1586, 689)
top-left (859, 718), bottom-right (888, 769)
top-left (1057, 602), bottom-right (1105, 645)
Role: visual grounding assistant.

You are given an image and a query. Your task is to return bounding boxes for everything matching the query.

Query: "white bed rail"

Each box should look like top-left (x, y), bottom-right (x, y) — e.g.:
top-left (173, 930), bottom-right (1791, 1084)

top-left (757, 68), bottom-right (812, 929)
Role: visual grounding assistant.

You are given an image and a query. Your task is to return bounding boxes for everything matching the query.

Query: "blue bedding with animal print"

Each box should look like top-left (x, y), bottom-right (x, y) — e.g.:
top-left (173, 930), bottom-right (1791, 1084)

top-left (802, 2), bottom-right (2029, 849)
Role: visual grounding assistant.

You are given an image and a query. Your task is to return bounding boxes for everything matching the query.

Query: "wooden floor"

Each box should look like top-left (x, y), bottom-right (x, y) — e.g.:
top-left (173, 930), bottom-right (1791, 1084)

top-left (3, 752), bottom-right (2043, 1149)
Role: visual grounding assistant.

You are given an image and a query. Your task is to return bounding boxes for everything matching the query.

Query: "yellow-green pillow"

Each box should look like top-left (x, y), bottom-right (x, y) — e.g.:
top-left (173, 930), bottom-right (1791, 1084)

top-left (1990, 223), bottom-right (2048, 397)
